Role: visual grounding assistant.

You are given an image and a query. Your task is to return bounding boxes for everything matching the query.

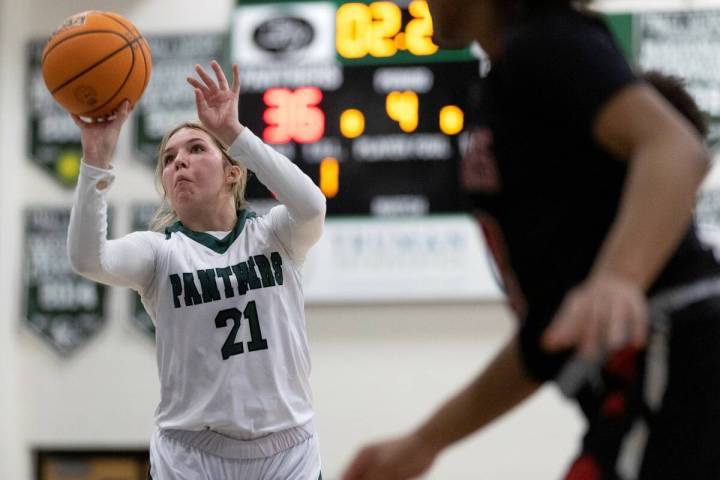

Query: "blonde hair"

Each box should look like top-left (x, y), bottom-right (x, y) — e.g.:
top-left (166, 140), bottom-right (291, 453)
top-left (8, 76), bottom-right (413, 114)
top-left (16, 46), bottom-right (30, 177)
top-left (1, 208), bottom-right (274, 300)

top-left (148, 122), bottom-right (249, 232)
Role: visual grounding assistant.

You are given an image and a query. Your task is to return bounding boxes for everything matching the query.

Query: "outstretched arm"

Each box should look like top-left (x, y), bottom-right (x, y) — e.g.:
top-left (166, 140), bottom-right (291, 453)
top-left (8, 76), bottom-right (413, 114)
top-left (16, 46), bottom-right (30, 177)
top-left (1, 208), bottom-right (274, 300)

top-left (229, 129), bottom-right (326, 263)
top-left (67, 103), bottom-right (157, 292)
top-left (188, 62), bottom-right (326, 263)
top-left (343, 335), bottom-right (541, 480)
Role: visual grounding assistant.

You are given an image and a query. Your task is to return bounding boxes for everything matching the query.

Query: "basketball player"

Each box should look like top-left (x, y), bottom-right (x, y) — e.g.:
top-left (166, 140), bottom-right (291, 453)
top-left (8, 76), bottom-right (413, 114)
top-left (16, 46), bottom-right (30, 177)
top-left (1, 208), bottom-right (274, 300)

top-left (342, 1), bottom-right (720, 478)
top-left (68, 61), bottom-right (325, 479)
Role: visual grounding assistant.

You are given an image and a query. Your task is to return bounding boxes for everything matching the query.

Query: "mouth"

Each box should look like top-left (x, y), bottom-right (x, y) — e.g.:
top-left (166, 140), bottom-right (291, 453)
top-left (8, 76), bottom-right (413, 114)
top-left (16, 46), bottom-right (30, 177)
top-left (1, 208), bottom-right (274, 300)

top-left (174, 176), bottom-right (192, 189)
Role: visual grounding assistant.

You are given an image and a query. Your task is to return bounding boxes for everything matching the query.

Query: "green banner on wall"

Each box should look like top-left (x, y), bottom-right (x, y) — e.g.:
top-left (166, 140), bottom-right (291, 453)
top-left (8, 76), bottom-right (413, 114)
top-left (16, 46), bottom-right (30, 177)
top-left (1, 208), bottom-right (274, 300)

top-left (24, 208), bottom-right (110, 355)
top-left (133, 33), bottom-right (228, 169)
top-left (27, 40), bottom-right (83, 187)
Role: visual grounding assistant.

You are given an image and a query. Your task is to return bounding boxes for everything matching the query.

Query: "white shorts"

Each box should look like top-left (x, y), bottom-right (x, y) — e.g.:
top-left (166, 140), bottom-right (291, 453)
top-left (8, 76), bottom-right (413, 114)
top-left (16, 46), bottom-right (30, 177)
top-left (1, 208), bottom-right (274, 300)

top-left (149, 425), bottom-right (322, 480)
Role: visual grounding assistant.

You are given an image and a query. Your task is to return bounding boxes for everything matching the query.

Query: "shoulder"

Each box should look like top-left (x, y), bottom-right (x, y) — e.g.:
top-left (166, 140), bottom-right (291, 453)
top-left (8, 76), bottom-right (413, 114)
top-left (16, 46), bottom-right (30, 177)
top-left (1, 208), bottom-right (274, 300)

top-left (243, 208), bottom-right (273, 234)
top-left (125, 230), bottom-right (166, 250)
top-left (505, 9), bottom-right (620, 65)
top-left (129, 229), bottom-right (165, 241)
top-left (496, 7), bottom-right (636, 125)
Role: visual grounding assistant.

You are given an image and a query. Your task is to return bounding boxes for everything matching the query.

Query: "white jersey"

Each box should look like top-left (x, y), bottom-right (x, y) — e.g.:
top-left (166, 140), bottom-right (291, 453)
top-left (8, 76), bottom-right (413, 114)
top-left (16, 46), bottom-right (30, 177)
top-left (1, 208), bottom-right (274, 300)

top-left (68, 128), bottom-right (326, 440)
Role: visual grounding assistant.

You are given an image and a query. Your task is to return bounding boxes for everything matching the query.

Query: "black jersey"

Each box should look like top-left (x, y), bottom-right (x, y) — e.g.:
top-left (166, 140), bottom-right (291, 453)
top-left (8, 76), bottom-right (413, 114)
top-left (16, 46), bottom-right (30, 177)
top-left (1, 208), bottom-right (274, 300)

top-left (466, 7), bottom-right (720, 380)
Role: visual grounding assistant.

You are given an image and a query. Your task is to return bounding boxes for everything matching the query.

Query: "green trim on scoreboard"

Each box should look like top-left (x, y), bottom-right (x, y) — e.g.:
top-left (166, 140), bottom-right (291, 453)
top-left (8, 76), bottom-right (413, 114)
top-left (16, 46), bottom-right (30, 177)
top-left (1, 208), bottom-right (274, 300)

top-left (337, 48), bottom-right (474, 66)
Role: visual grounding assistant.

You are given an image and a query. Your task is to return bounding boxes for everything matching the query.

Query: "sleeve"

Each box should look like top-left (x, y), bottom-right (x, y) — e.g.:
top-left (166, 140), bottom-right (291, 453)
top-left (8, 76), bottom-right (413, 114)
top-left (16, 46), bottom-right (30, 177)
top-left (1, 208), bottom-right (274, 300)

top-left (228, 128), bottom-right (326, 264)
top-left (504, 13), bottom-right (638, 135)
top-left (67, 162), bottom-right (158, 293)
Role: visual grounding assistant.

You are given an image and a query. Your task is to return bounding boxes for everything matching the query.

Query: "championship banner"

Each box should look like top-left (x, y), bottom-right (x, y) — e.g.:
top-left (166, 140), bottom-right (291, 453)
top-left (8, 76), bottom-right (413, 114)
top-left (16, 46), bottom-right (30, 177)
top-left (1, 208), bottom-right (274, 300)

top-left (133, 33), bottom-right (227, 168)
top-left (24, 208), bottom-right (110, 355)
top-left (27, 39), bottom-right (83, 187)
top-left (130, 204), bottom-right (157, 337)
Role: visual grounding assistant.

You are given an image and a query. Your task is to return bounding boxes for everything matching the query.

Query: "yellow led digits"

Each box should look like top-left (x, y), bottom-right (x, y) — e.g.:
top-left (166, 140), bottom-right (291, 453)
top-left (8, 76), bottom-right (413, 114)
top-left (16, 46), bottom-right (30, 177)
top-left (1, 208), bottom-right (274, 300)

top-left (368, 2), bottom-right (401, 57)
top-left (406, 0), bottom-right (438, 56)
top-left (336, 3), bottom-right (371, 59)
top-left (320, 157), bottom-right (340, 198)
top-left (340, 109), bottom-right (366, 138)
top-left (336, 1), bottom-right (438, 59)
top-left (439, 105), bottom-right (464, 135)
top-left (386, 91), bottom-right (419, 133)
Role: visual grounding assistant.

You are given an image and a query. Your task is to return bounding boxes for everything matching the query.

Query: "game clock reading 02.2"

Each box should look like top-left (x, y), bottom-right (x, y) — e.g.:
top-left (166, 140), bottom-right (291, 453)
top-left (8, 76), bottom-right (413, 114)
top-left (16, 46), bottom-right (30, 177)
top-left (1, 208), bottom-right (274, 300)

top-left (232, 0), bottom-right (481, 215)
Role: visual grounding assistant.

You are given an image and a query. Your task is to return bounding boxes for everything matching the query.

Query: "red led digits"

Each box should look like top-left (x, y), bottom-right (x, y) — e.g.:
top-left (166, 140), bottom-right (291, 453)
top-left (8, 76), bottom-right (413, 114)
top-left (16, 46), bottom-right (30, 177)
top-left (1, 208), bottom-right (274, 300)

top-left (262, 87), bottom-right (325, 144)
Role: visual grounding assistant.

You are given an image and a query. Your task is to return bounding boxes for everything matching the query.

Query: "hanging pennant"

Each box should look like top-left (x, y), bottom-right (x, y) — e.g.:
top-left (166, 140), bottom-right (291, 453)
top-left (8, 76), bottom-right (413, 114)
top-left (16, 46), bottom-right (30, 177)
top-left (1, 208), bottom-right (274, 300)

top-left (24, 207), bottom-right (110, 355)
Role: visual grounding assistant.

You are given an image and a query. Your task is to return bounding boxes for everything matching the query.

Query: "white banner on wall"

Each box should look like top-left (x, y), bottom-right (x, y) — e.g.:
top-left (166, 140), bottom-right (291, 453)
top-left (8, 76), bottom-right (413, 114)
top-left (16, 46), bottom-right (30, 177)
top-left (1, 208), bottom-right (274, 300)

top-left (231, 2), bottom-right (337, 66)
top-left (302, 215), bottom-right (504, 303)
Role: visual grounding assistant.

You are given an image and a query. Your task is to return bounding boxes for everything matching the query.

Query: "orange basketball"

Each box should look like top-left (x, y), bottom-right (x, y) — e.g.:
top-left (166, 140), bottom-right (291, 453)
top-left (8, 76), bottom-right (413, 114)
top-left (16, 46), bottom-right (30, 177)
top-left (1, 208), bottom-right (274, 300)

top-left (42, 11), bottom-right (152, 118)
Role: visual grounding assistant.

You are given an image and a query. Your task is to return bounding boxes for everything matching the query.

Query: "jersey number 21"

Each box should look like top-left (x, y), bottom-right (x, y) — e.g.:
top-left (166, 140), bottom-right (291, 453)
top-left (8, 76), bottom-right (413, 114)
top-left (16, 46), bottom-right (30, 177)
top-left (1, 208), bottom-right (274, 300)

top-left (215, 301), bottom-right (268, 360)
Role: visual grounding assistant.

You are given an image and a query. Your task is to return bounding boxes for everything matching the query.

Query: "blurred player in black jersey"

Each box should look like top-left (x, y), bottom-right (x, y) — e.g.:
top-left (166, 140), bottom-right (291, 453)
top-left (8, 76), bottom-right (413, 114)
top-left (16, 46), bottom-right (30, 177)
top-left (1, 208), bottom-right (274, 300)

top-left (343, 1), bottom-right (720, 479)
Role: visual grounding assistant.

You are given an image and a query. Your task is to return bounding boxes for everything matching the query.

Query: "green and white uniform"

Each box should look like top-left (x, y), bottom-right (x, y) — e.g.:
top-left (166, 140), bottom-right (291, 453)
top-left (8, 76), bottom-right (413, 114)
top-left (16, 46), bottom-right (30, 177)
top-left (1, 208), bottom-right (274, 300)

top-left (68, 128), bottom-right (325, 479)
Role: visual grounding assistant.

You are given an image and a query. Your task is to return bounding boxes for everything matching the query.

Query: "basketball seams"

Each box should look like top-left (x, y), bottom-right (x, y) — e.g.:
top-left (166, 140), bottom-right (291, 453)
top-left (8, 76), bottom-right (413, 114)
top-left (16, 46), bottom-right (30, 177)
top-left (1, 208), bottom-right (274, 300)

top-left (80, 36), bottom-right (138, 116)
top-left (49, 36), bottom-right (142, 95)
top-left (98, 12), bottom-right (139, 37)
top-left (43, 11), bottom-right (151, 118)
top-left (138, 39), bottom-right (151, 94)
top-left (42, 29), bottom-right (129, 64)
top-left (99, 12), bottom-right (151, 107)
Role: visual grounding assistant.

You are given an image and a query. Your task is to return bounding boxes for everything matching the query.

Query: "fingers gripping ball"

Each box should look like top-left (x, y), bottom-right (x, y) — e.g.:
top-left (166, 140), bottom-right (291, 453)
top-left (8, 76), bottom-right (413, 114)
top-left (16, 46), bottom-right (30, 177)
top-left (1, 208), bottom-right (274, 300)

top-left (42, 11), bottom-right (152, 118)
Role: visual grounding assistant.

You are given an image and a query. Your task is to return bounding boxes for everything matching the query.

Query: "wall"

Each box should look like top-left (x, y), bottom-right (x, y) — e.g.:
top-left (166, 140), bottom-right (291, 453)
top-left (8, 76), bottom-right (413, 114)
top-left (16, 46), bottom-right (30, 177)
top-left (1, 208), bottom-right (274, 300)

top-left (1, 1), bottom-right (718, 479)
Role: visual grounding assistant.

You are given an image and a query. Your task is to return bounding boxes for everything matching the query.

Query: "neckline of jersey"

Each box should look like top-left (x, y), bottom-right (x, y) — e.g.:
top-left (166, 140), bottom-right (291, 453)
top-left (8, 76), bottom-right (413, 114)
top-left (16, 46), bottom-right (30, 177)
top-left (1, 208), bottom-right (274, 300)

top-left (164, 209), bottom-right (257, 254)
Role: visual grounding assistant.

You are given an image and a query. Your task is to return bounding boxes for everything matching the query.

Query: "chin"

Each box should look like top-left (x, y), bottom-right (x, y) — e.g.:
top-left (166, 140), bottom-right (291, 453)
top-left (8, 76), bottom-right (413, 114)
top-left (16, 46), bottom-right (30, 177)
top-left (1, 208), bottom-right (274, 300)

top-left (432, 31), bottom-right (473, 50)
top-left (173, 193), bottom-right (194, 208)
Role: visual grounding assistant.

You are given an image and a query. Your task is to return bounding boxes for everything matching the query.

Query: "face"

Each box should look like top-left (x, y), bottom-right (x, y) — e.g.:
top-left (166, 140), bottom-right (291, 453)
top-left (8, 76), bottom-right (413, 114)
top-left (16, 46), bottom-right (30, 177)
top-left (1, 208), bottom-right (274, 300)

top-left (160, 128), bottom-right (239, 214)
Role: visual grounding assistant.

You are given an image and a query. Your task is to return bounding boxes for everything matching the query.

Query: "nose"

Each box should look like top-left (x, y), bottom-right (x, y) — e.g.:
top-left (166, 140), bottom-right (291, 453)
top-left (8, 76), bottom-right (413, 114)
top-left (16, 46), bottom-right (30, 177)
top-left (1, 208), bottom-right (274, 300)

top-left (174, 151), bottom-right (189, 170)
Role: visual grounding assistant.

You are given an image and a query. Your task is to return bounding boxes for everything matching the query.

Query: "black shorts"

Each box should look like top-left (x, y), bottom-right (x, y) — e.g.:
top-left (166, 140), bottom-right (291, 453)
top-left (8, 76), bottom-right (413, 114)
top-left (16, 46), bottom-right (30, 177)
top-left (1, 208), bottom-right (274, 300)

top-left (564, 292), bottom-right (720, 480)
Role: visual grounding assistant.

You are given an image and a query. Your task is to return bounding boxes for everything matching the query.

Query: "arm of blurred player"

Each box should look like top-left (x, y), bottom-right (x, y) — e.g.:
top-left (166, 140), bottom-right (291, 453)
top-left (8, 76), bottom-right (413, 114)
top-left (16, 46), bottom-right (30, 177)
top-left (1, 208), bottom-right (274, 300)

top-left (342, 335), bottom-right (541, 480)
top-left (543, 83), bottom-right (710, 358)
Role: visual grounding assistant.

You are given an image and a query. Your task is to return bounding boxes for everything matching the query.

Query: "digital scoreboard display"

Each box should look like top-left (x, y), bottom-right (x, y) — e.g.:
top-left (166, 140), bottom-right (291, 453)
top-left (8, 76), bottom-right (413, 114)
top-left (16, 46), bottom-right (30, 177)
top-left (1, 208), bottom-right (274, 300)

top-left (231, 0), bottom-right (482, 215)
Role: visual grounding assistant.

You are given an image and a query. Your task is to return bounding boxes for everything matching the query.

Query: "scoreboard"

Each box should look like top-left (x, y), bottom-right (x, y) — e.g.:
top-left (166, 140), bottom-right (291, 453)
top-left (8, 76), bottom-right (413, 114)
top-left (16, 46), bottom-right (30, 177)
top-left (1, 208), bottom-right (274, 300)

top-left (231, 0), bottom-right (482, 215)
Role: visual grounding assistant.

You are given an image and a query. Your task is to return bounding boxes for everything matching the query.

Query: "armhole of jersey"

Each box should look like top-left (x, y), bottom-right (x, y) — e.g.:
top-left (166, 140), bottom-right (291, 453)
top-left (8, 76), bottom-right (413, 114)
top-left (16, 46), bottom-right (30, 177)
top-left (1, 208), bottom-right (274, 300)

top-left (264, 209), bottom-right (304, 272)
top-left (138, 231), bottom-right (162, 299)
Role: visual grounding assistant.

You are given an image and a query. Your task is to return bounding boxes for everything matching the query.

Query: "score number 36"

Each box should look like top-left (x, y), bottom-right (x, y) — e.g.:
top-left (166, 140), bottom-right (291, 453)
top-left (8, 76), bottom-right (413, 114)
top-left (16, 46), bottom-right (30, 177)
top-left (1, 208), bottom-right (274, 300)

top-left (336, 0), bottom-right (438, 59)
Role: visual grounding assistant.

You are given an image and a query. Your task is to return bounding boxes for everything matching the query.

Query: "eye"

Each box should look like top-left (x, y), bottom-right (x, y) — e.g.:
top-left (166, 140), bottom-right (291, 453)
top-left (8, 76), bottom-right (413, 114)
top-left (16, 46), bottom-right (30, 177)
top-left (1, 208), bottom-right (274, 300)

top-left (163, 154), bottom-right (175, 165)
top-left (190, 144), bottom-right (205, 153)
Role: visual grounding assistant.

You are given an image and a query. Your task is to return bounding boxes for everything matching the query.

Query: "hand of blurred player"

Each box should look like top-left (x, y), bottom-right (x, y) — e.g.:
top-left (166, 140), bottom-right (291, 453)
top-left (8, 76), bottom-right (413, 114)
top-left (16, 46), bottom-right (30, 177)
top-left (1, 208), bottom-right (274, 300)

top-left (187, 60), bottom-right (243, 146)
top-left (342, 433), bottom-right (439, 480)
top-left (542, 272), bottom-right (649, 359)
top-left (70, 100), bottom-right (132, 169)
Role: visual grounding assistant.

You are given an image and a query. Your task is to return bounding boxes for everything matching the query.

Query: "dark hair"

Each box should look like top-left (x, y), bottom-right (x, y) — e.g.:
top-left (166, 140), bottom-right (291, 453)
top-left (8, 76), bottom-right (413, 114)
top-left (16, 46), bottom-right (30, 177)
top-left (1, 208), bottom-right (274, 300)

top-left (642, 70), bottom-right (708, 138)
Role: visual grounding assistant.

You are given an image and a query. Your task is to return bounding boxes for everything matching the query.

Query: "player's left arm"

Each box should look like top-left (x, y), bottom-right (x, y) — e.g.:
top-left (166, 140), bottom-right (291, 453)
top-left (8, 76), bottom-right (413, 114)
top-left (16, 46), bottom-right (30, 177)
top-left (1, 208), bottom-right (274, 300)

top-left (188, 61), bottom-right (326, 264)
top-left (543, 82), bottom-right (710, 357)
top-left (229, 129), bottom-right (327, 263)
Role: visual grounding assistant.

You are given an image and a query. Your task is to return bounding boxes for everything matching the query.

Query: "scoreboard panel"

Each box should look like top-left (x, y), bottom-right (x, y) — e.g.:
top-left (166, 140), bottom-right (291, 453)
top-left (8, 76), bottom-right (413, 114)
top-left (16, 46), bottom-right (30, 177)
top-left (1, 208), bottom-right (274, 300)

top-left (231, 0), bottom-right (483, 215)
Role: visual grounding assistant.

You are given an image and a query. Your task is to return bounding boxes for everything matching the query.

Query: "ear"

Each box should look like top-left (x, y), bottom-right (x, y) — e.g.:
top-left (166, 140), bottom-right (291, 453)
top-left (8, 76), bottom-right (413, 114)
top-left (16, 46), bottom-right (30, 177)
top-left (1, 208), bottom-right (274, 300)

top-left (226, 164), bottom-right (243, 185)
